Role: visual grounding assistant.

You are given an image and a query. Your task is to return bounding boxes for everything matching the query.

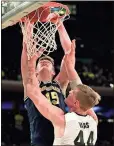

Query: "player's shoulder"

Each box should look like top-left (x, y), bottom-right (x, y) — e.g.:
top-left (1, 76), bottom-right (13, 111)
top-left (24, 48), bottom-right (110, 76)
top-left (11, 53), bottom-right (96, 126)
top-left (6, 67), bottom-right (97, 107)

top-left (65, 112), bottom-right (78, 122)
top-left (78, 113), bottom-right (97, 124)
top-left (86, 114), bottom-right (97, 121)
top-left (65, 112), bottom-right (97, 125)
top-left (84, 114), bottom-right (97, 126)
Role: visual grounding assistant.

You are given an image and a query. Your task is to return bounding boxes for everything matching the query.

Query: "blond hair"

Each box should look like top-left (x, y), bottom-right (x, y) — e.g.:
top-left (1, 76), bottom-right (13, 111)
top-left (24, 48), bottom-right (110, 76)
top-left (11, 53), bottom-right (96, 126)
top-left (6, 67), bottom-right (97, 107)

top-left (74, 84), bottom-right (101, 111)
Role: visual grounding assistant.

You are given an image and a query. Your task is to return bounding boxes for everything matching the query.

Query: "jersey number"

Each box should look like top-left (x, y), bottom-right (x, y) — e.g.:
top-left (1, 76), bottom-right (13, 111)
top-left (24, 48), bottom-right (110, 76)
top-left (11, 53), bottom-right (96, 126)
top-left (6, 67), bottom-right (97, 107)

top-left (74, 130), bottom-right (94, 146)
top-left (45, 92), bottom-right (59, 105)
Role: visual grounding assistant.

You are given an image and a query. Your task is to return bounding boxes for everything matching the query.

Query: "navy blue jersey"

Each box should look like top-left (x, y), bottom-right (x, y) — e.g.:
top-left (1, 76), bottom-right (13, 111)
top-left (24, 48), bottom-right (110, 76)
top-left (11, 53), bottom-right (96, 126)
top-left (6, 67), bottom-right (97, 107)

top-left (24, 80), bottom-right (66, 146)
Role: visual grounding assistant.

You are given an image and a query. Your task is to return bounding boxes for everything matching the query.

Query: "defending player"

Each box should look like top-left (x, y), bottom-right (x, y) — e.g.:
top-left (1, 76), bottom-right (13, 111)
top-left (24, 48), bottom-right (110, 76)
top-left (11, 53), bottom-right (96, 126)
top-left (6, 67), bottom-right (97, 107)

top-left (64, 39), bottom-right (98, 122)
top-left (21, 20), bottom-right (72, 146)
top-left (26, 40), bottom-right (101, 145)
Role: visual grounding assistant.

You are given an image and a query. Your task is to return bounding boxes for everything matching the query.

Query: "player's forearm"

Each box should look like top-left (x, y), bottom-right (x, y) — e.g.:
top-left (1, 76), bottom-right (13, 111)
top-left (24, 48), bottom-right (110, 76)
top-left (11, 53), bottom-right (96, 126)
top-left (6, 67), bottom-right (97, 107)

top-left (27, 60), bottom-right (37, 85)
top-left (21, 43), bottom-right (28, 85)
top-left (55, 56), bottom-right (69, 93)
top-left (70, 70), bottom-right (82, 86)
top-left (65, 62), bottom-right (82, 85)
top-left (21, 43), bottom-right (28, 69)
top-left (58, 23), bottom-right (71, 54)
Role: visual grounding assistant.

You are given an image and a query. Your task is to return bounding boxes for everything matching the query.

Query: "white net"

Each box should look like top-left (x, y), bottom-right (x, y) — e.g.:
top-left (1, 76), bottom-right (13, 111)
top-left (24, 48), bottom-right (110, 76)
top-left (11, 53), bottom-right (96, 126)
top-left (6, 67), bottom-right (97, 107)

top-left (20, 5), bottom-right (70, 60)
top-left (20, 19), bottom-right (57, 60)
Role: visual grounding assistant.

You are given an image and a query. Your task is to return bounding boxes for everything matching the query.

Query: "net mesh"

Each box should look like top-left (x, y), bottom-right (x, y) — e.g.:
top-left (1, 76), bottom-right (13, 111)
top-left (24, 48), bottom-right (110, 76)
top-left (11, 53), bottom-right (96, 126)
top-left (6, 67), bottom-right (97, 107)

top-left (20, 20), bottom-right (57, 60)
top-left (20, 3), bottom-right (70, 60)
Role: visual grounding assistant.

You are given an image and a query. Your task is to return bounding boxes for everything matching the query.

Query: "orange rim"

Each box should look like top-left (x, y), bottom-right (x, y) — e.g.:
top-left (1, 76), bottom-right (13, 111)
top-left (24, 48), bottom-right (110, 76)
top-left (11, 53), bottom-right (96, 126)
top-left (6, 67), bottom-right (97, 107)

top-left (21, 2), bottom-right (70, 23)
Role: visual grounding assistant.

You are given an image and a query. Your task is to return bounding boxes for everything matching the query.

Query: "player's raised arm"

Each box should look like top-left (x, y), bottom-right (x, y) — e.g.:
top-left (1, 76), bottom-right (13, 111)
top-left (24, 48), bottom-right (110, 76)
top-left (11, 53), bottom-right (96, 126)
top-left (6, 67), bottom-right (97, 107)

top-left (54, 22), bottom-right (73, 94)
top-left (21, 42), bottom-right (28, 85)
top-left (47, 13), bottom-right (71, 54)
top-left (21, 20), bottom-right (34, 98)
top-left (64, 40), bottom-right (98, 123)
top-left (64, 40), bottom-right (82, 88)
top-left (47, 14), bottom-right (72, 94)
top-left (54, 58), bottom-right (69, 95)
top-left (55, 39), bottom-right (77, 94)
top-left (58, 22), bottom-right (71, 54)
top-left (21, 41), bottom-right (29, 98)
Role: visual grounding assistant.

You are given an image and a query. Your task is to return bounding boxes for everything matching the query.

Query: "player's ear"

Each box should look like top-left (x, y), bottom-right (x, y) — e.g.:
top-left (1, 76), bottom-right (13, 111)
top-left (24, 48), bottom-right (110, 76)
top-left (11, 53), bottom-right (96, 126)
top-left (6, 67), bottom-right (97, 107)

top-left (52, 70), bottom-right (55, 76)
top-left (52, 66), bottom-right (55, 75)
top-left (74, 100), bottom-right (79, 108)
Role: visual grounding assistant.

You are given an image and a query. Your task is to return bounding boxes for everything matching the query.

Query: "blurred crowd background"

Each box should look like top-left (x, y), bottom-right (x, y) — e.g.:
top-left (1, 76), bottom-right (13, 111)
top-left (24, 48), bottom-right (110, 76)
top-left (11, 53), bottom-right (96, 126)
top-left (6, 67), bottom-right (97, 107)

top-left (1, 60), bottom-right (113, 87)
top-left (1, 1), bottom-right (114, 146)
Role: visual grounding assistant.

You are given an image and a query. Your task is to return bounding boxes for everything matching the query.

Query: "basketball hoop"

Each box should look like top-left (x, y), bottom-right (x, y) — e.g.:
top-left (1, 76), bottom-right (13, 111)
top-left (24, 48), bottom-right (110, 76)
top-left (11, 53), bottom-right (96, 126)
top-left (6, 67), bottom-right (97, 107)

top-left (19, 2), bottom-right (70, 60)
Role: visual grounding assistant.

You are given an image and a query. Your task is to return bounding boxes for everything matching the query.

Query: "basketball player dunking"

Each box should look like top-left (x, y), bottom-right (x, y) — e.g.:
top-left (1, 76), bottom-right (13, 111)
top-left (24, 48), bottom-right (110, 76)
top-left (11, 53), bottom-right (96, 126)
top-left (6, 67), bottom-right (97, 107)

top-left (26, 40), bottom-right (101, 145)
top-left (21, 19), bottom-right (73, 146)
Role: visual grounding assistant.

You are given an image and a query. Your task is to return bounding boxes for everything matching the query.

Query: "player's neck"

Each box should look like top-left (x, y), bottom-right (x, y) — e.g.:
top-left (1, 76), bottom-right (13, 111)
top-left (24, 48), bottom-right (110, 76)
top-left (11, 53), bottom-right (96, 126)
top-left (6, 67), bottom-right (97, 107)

top-left (38, 70), bottom-right (52, 82)
top-left (71, 108), bottom-right (87, 116)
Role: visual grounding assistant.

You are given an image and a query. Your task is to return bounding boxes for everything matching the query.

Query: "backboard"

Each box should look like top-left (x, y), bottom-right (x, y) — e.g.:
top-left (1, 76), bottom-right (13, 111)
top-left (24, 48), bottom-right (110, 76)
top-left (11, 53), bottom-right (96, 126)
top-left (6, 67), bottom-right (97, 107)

top-left (2, 1), bottom-right (51, 29)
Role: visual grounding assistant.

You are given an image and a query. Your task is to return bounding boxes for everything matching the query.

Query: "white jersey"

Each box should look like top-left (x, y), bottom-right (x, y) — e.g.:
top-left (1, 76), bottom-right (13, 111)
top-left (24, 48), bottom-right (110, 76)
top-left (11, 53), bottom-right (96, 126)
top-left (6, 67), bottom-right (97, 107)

top-left (53, 112), bottom-right (97, 145)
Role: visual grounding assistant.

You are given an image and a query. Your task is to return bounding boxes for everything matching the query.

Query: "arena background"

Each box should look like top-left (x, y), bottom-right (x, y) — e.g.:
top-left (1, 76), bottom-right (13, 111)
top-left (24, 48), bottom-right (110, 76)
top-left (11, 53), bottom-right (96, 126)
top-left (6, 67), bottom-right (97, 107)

top-left (1, 1), bottom-right (114, 146)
